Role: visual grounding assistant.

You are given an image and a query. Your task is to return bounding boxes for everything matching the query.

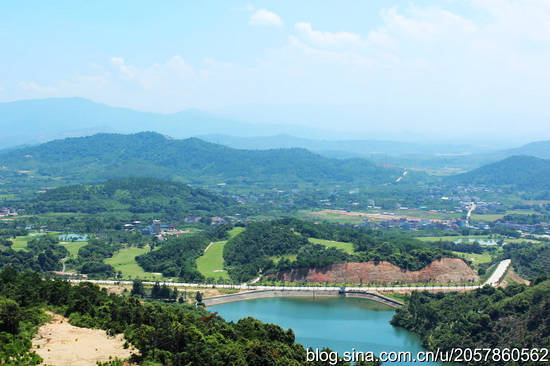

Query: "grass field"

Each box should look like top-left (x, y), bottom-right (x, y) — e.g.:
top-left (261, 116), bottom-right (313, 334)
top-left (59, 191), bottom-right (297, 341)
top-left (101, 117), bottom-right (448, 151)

top-left (196, 241), bottom-right (229, 280)
top-left (268, 254), bottom-right (298, 263)
top-left (195, 226), bottom-right (245, 280)
top-left (60, 241), bottom-right (88, 258)
top-left (105, 247), bottom-right (164, 280)
top-left (9, 233), bottom-right (51, 251)
top-left (451, 251), bottom-right (492, 268)
top-left (308, 238), bottom-right (356, 254)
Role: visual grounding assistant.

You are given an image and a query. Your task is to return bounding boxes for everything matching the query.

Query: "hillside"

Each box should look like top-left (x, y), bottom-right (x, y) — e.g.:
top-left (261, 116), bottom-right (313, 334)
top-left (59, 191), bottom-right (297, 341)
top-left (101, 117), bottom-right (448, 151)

top-left (448, 156), bottom-right (550, 191)
top-left (0, 132), bottom-right (403, 191)
top-left (22, 177), bottom-right (235, 219)
top-left (392, 281), bottom-right (550, 365)
top-left (501, 140), bottom-right (550, 159)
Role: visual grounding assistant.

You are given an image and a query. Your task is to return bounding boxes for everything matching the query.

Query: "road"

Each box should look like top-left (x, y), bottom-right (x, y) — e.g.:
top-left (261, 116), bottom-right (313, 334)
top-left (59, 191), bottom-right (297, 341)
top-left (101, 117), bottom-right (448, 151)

top-left (395, 170), bottom-right (408, 183)
top-left (466, 202), bottom-right (476, 227)
top-left (484, 259), bottom-right (511, 287)
top-left (69, 259), bottom-right (511, 293)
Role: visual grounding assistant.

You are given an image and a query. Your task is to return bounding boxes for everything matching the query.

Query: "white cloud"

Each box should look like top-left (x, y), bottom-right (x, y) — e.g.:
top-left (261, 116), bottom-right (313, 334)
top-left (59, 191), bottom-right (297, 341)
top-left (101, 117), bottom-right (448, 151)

top-left (110, 57), bottom-right (136, 79)
top-left (295, 22), bottom-right (362, 47)
top-left (249, 9), bottom-right (283, 27)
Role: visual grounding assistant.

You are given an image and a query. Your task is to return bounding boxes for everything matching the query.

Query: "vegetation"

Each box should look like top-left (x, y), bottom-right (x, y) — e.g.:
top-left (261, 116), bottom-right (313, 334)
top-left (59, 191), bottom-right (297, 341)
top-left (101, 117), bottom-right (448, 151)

top-left (22, 177), bottom-right (236, 222)
top-left (0, 132), bottom-right (403, 192)
top-left (449, 155), bottom-right (550, 195)
top-left (392, 281), bottom-right (550, 365)
top-left (0, 267), bottom-right (361, 365)
top-left (105, 247), bottom-right (163, 280)
top-left (223, 219), bottom-right (452, 282)
top-left (501, 243), bottom-right (550, 281)
top-left (0, 235), bottom-right (67, 273)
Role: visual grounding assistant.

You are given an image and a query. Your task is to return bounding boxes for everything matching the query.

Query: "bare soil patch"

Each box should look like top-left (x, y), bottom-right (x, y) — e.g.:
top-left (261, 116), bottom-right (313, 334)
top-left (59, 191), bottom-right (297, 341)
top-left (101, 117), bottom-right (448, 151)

top-left (32, 312), bottom-right (136, 366)
top-left (273, 258), bottom-right (479, 284)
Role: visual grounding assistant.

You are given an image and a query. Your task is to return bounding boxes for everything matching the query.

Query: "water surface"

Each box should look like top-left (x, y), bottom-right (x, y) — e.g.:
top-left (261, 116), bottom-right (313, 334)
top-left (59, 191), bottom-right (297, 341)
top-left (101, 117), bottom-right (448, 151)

top-left (211, 297), bottom-right (440, 365)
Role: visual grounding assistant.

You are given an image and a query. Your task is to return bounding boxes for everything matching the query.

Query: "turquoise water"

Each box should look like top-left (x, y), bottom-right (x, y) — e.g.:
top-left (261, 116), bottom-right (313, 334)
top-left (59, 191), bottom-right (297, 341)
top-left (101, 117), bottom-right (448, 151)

top-left (210, 297), bottom-right (440, 365)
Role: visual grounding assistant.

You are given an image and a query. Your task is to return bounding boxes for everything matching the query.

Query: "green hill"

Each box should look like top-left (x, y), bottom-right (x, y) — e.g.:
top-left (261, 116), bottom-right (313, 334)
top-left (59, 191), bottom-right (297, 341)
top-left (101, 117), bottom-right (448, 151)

top-left (448, 155), bottom-right (550, 191)
top-left (22, 177), bottom-right (235, 219)
top-left (0, 131), bottom-right (402, 191)
top-left (392, 281), bottom-right (550, 365)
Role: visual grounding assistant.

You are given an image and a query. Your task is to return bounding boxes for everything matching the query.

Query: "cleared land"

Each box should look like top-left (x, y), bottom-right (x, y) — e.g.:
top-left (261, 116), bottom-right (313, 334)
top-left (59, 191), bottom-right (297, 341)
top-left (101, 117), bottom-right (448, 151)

top-left (308, 238), bottom-right (356, 254)
top-left (196, 227), bottom-right (244, 280)
top-left (32, 312), bottom-right (135, 366)
top-left (304, 209), bottom-right (461, 224)
top-left (105, 246), bottom-right (163, 280)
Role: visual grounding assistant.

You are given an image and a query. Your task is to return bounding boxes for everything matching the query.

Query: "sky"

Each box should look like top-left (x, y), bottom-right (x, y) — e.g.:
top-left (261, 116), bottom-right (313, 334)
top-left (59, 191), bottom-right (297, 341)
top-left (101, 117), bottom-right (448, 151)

top-left (2, 0), bottom-right (550, 143)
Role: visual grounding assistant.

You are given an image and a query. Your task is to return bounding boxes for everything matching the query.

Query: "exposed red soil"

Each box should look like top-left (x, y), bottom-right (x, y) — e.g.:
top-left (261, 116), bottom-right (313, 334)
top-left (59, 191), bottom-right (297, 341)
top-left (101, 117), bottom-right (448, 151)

top-left (273, 258), bottom-right (479, 284)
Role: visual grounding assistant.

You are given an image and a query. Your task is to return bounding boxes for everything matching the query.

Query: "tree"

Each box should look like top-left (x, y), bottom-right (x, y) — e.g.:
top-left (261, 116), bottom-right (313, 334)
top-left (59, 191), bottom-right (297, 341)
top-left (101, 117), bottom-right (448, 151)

top-left (131, 279), bottom-right (145, 297)
top-left (195, 291), bottom-right (203, 306)
top-left (0, 298), bottom-right (21, 334)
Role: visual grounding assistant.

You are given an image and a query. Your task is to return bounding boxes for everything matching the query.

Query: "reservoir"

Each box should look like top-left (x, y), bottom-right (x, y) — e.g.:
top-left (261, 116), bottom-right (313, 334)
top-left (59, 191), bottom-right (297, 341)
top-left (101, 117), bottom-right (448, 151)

top-left (210, 297), bottom-right (439, 365)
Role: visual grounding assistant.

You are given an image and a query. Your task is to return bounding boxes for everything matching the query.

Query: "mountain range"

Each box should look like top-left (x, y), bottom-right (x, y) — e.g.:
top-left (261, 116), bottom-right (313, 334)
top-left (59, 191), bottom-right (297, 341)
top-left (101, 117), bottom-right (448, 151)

top-left (0, 132), bottom-right (404, 191)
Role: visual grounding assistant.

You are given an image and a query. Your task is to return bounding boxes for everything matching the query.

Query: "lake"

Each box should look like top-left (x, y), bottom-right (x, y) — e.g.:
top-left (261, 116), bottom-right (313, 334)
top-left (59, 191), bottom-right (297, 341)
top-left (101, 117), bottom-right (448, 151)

top-left (210, 297), bottom-right (440, 365)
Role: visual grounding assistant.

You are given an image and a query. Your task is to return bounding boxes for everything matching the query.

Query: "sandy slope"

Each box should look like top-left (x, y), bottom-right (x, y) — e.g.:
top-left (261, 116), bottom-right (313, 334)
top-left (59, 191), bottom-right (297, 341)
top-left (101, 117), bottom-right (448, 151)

top-left (32, 312), bottom-right (136, 366)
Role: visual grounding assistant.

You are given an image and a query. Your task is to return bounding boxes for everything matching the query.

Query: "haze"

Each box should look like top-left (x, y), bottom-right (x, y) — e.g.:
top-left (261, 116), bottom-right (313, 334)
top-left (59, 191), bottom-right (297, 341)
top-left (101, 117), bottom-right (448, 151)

top-left (2, 0), bottom-right (550, 144)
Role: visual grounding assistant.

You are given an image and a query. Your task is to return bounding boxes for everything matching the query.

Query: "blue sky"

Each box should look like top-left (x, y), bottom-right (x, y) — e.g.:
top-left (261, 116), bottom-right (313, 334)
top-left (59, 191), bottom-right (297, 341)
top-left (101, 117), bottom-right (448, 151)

top-left (2, 1), bottom-right (550, 142)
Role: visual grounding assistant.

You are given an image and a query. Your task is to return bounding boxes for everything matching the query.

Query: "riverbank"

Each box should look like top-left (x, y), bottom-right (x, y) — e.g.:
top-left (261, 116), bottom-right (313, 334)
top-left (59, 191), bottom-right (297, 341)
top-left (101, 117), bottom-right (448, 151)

top-left (203, 289), bottom-right (404, 308)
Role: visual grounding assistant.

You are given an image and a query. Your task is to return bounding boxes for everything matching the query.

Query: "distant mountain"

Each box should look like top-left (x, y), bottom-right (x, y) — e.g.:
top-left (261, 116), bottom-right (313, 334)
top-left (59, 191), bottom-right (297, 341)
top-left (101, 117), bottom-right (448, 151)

top-left (448, 156), bottom-right (550, 191)
top-left (0, 98), bottom-right (310, 149)
top-left (200, 134), bottom-right (494, 157)
top-left (0, 132), bottom-right (404, 191)
top-left (501, 140), bottom-right (550, 159)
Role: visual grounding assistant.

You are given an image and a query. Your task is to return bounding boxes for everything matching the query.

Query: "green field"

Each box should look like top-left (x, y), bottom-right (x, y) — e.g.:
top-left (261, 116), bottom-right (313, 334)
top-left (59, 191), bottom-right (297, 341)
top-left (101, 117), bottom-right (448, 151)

top-left (308, 238), bottom-right (356, 254)
top-left (470, 214), bottom-right (505, 222)
top-left (60, 241), bottom-right (88, 257)
top-left (417, 235), bottom-right (491, 242)
top-left (105, 246), bottom-right (164, 280)
top-left (451, 251), bottom-right (492, 268)
top-left (195, 226), bottom-right (245, 280)
top-left (196, 241), bottom-right (229, 280)
top-left (268, 254), bottom-right (298, 263)
top-left (9, 233), bottom-right (50, 251)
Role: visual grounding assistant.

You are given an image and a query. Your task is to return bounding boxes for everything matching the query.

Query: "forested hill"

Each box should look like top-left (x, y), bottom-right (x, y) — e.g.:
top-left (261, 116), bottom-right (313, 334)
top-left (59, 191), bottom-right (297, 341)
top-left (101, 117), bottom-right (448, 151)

top-left (0, 132), bottom-right (403, 190)
top-left (21, 177), bottom-right (236, 219)
top-left (392, 281), bottom-right (550, 365)
top-left (448, 156), bottom-right (550, 191)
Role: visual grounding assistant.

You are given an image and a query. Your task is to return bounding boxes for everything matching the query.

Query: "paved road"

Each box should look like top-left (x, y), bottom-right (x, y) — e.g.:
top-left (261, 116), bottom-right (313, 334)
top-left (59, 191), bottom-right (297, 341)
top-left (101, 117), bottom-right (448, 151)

top-left (69, 259), bottom-right (511, 292)
top-left (484, 259), bottom-right (511, 286)
top-left (466, 202), bottom-right (476, 227)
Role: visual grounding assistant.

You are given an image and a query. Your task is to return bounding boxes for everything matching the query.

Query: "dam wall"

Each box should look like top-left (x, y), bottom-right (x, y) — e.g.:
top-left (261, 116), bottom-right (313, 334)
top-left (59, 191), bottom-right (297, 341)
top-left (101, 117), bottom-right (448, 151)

top-left (203, 289), bottom-right (403, 308)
